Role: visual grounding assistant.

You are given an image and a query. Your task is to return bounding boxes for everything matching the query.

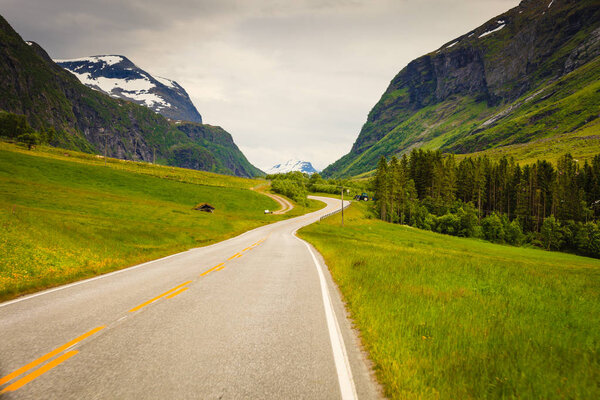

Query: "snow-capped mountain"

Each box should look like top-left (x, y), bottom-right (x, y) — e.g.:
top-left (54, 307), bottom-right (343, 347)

top-left (266, 159), bottom-right (318, 175)
top-left (55, 55), bottom-right (202, 123)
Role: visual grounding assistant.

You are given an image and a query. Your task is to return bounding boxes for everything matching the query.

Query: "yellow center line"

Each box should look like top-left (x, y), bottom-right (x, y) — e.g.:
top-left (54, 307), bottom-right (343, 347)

top-left (1, 350), bottom-right (79, 393)
top-left (200, 263), bottom-right (225, 277)
top-left (227, 253), bottom-right (242, 261)
top-left (0, 326), bottom-right (105, 387)
top-left (129, 281), bottom-right (192, 312)
top-left (215, 265), bottom-right (225, 271)
top-left (242, 246), bottom-right (253, 252)
top-left (165, 287), bottom-right (189, 299)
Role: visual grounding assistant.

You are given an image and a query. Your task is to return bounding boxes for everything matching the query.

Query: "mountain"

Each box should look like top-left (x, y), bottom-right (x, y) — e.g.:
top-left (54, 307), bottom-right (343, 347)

top-left (323, 0), bottom-right (600, 178)
top-left (55, 55), bottom-right (203, 124)
top-left (266, 159), bottom-right (318, 175)
top-left (0, 15), bottom-right (262, 178)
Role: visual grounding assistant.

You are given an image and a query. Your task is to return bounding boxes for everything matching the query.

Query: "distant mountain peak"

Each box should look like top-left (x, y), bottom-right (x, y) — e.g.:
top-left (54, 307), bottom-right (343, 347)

top-left (266, 159), bottom-right (318, 175)
top-left (55, 55), bottom-right (202, 123)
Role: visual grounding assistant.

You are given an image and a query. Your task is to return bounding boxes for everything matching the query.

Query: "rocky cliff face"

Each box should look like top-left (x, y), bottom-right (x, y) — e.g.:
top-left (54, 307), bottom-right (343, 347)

top-left (325, 0), bottom-right (600, 177)
top-left (56, 55), bottom-right (203, 124)
top-left (0, 15), bottom-right (261, 178)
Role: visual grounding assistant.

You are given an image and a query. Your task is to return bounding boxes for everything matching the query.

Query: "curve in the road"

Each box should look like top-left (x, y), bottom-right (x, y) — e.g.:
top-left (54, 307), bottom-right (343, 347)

top-left (0, 196), bottom-right (380, 399)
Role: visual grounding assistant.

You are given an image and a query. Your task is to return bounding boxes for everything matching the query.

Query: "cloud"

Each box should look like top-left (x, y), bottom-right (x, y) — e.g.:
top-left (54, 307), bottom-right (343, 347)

top-left (1, 0), bottom-right (520, 170)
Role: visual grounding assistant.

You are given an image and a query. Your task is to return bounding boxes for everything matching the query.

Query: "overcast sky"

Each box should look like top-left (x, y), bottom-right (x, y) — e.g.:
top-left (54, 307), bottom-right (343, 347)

top-left (1, 0), bottom-right (519, 170)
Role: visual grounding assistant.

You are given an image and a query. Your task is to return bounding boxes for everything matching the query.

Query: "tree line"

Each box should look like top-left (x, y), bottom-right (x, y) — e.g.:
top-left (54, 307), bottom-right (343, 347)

top-left (0, 111), bottom-right (54, 149)
top-left (266, 171), bottom-right (365, 206)
top-left (371, 149), bottom-right (600, 258)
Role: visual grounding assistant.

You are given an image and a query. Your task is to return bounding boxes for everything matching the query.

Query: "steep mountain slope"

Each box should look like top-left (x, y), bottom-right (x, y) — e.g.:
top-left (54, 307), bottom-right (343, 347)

top-left (0, 15), bottom-right (261, 177)
top-left (55, 55), bottom-right (203, 123)
top-left (266, 159), bottom-right (318, 175)
top-left (324, 0), bottom-right (600, 177)
top-left (173, 122), bottom-right (263, 178)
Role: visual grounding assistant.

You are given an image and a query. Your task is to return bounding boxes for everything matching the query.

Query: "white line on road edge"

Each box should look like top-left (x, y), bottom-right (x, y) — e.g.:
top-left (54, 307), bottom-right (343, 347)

top-left (0, 199), bottom-right (337, 309)
top-left (294, 233), bottom-right (358, 400)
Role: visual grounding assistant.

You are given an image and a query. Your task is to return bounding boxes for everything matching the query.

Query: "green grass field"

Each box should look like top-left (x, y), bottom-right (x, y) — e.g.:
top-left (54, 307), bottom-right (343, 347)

top-left (299, 202), bottom-right (600, 399)
top-left (0, 142), bottom-right (322, 301)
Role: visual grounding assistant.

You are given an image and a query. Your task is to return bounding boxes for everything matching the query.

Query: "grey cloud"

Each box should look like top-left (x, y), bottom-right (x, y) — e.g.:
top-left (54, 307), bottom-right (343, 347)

top-left (0, 0), bottom-right (520, 170)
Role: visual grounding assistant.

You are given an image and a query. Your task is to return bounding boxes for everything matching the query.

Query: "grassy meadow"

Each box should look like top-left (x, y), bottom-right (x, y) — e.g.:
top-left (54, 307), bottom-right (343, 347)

top-left (299, 202), bottom-right (600, 399)
top-left (0, 142), bottom-right (322, 301)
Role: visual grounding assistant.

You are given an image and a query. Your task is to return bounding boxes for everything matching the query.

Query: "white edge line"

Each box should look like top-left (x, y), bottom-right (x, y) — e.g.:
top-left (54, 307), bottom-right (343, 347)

top-left (0, 196), bottom-right (335, 309)
top-left (0, 219), bottom-right (265, 309)
top-left (294, 230), bottom-right (358, 400)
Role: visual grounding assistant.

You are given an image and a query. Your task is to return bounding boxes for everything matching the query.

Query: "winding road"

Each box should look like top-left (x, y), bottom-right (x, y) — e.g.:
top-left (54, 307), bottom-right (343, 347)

top-left (0, 196), bottom-right (380, 399)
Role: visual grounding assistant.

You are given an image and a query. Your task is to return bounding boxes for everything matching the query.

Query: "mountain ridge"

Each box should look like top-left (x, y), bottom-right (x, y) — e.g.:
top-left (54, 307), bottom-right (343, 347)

top-left (0, 14), bottom-right (262, 178)
top-left (55, 55), bottom-right (203, 124)
top-left (266, 159), bottom-right (318, 175)
top-left (323, 0), bottom-right (600, 178)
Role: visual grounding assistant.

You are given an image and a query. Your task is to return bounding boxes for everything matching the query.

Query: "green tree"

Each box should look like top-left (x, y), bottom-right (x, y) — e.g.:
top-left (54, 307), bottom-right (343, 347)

top-left (373, 156), bottom-right (390, 221)
top-left (541, 216), bottom-right (563, 250)
top-left (481, 213), bottom-right (505, 243)
top-left (17, 132), bottom-right (40, 150)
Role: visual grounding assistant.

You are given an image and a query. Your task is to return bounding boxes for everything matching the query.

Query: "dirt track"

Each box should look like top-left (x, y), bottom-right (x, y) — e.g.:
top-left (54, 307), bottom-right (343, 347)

top-left (261, 191), bottom-right (294, 214)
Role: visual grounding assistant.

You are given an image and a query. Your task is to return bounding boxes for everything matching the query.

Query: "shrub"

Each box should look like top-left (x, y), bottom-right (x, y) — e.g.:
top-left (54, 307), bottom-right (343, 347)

top-left (271, 178), bottom-right (308, 206)
top-left (0, 112), bottom-right (32, 139)
top-left (456, 206), bottom-right (478, 237)
top-left (436, 213), bottom-right (460, 235)
top-left (541, 216), bottom-right (563, 250)
top-left (17, 132), bottom-right (40, 150)
top-left (481, 213), bottom-right (505, 243)
top-left (504, 219), bottom-right (524, 245)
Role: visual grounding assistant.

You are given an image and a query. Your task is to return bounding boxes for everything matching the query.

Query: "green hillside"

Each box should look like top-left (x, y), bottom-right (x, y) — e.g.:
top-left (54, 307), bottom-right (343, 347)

top-left (299, 202), bottom-right (600, 399)
top-left (324, 0), bottom-right (600, 177)
top-left (0, 142), bottom-right (318, 301)
top-left (0, 15), bottom-right (262, 178)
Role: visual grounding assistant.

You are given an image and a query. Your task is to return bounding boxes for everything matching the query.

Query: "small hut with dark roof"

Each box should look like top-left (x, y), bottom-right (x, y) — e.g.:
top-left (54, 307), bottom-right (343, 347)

top-left (193, 203), bottom-right (215, 213)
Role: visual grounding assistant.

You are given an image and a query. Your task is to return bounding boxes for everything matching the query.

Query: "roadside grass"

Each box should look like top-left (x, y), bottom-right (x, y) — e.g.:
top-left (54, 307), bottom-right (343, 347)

top-left (299, 202), bottom-right (600, 399)
top-left (0, 143), bottom-right (322, 301)
top-left (0, 141), bottom-right (258, 189)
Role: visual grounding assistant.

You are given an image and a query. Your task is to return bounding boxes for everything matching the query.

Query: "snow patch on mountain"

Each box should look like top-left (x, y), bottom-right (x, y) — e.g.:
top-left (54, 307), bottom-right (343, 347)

top-left (66, 70), bottom-right (168, 109)
top-left (55, 55), bottom-right (202, 123)
top-left (55, 55), bottom-right (124, 67)
top-left (155, 76), bottom-right (177, 89)
top-left (479, 24), bottom-right (505, 38)
top-left (266, 159), bottom-right (318, 175)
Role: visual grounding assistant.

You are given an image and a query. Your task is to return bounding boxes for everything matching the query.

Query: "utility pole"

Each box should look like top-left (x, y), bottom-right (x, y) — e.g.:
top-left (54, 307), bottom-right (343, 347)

top-left (338, 185), bottom-right (346, 227)
top-left (341, 187), bottom-right (344, 227)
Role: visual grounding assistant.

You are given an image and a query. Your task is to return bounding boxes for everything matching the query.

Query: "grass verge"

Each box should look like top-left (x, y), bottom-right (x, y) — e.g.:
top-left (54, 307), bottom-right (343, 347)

top-left (0, 142), bottom-right (323, 301)
top-left (298, 202), bottom-right (600, 399)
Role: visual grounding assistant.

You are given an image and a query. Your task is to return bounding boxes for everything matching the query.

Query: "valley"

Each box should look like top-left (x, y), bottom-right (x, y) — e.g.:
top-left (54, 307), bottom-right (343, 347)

top-left (0, 142), bottom-right (321, 301)
top-left (1, 0), bottom-right (599, 398)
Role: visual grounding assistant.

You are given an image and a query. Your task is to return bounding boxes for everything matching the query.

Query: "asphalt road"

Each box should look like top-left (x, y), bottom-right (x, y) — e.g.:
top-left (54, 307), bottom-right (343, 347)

top-left (0, 196), bottom-right (381, 399)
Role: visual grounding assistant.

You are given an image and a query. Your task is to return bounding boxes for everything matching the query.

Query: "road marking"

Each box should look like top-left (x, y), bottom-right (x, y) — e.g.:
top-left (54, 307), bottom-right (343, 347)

top-left (129, 281), bottom-right (191, 312)
top-left (1, 350), bottom-right (79, 393)
top-left (0, 225), bottom-right (270, 309)
top-left (227, 253), bottom-right (242, 261)
top-left (200, 263), bottom-right (225, 277)
top-left (0, 326), bottom-right (105, 387)
top-left (294, 235), bottom-right (358, 400)
top-left (165, 287), bottom-right (189, 299)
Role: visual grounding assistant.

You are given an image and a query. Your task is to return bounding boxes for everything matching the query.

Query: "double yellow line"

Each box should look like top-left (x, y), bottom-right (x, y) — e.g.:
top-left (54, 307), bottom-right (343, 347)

top-left (129, 281), bottom-right (192, 312)
top-left (0, 326), bottom-right (105, 394)
top-left (1, 237), bottom-right (268, 393)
